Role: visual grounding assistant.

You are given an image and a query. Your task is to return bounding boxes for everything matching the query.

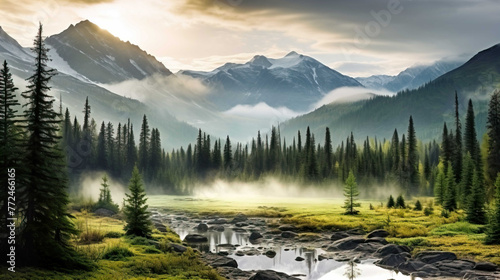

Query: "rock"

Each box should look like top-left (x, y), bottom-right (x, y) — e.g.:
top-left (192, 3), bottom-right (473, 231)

top-left (244, 248), bottom-right (261, 256)
top-left (397, 260), bottom-right (426, 274)
top-left (232, 227), bottom-right (247, 233)
top-left (231, 213), bottom-right (248, 223)
top-left (207, 218), bottom-right (228, 225)
top-left (281, 231), bottom-right (298, 238)
top-left (353, 242), bottom-right (383, 253)
top-left (365, 237), bottom-right (388, 245)
top-left (154, 223), bottom-right (168, 233)
top-left (375, 253), bottom-right (409, 268)
top-left (235, 222), bottom-right (249, 227)
top-left (330, 236), bottom-right (366, 250)
top-left (474, 262), bottom-right (498, 271)
top-left (279, 225), bottom-right (298, 232)
top-left (218, 251), bottom-right (229, 256)
top-left (318, 255), bottom-right (328, 261)
top-left (211, 225), bottom-right (225, 232)
top-left (374, 244), bottom-right (411, 257)
top-left (184, 234), bottom-right (208, 243)
top-left (94, 208), bottom-right (115, 217)
top-left (295, 256), bottom-right (305, 261)
top-left (415, 251), bottom-right (457, 264)
top-left (249, 270), bottom-right (301, 280)
top-left (265, 250), bottom-right (277, 258)
top-left (170, 243), bottom-right (188, 253)
top-left (250, 232), bottom-right (263, 240)
top-left (346, 228), bottom-right (365, 235)
top-left (202, 253), bottom-right (238, 268)
top-left (197, 223), bottom-right (209, 232)
top-left (235, 251), bottom-right (245, 256)
top-left (366, 229), bottom-right (390, 238)
top-left (330, 231), bottom-right (350, 241)
top-left (420, 264), bottom-right (440, 275)
top-left (217, 267), bottom-right (253, 280)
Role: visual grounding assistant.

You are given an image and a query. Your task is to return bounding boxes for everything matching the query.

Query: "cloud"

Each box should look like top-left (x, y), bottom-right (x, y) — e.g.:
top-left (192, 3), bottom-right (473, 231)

top-left (223, 102), bottom-right (302, 121)
top-left (312, 86), bottom-right (395, 109)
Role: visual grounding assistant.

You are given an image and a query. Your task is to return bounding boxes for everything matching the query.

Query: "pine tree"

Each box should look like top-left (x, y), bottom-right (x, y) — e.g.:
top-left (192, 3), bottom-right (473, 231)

top-left (396, 195), bottom-right (406, 208)
top-left (18, 23), bottom-right (80, 267)
top-left (485, 174), bottom-right (500, 244)
top-left (126, 124), bottom-right (138, 175)
top-left (323, 127), bottom-right (333, 177)
top-left (149, 128), bottom-right (161, 180)
top-left (443, 164), bottom-right (457, 211)
top-left (407, 116), bottom-right (419, 195)
top-left (138, 114), bottom-right (150, 174)
top-left (387, 195), bottom-right (395, 208)
top-left (123, 166), bottom-right (152, 237)
top-left (466, 170), bottom-right (486, 224)
top-left (460, 153), bottom-right (474, 207)
top-left (96, 121), bottom-right (107, 170)
top-left (0, 60), bottom-right (21, 262)
top-left (414, 200), bottom-right (423, 211)
top-left (434, 166), bottom-right (446, 205)
top-left (391, 129), bottom-right (400, 173)
top-left (464, 99), bottom-right (479, 164)
top-left (453, 92), bottom-right (463, 182)
top-left (343, 170), bottom-right (360, 215)
top-left (223, 135), bottom-right (232, 170)
top-left (81, 96), bottom-right (92, 166)
top-left (94, 174), bottom-right (119, 213)
top-left (487, 90), bottom-right (500, 186)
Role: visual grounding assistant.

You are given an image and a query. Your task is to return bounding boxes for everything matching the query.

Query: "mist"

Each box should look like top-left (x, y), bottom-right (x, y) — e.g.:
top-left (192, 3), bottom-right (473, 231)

top-left (77, 171), bottom-right (128, 205)
top-left (191, 177), bottom-right (405, 201)
top-left (312, 86), bottom-right (395, 109)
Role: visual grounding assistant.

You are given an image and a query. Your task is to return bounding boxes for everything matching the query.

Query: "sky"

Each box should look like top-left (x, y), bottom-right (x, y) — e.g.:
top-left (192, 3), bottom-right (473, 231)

top-left (1, 0), bottom-right (499, 77)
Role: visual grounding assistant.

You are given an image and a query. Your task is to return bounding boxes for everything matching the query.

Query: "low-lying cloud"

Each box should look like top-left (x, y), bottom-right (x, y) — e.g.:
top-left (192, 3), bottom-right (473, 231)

top-left (312, 86), bottom-right (395, 109)
top-left (223, 102), bottom-right (302, 121)
top-left (78, 171), bottom-right (127, 205)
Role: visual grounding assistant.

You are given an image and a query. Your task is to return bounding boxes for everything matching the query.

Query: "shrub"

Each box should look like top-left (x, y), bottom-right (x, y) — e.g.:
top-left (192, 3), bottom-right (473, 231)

top-left (144, 246), bottom-right (162, 254)
top-left (104, 231), bottom-right (123, 238)
top-left (102, 247), bottom-right (134, 261)
top-left (414, 200), bottom-right (423, 211)
top-left (396, 195), bottom-right (406, 208)
top-left (387, 195), bottom-right (395, 208)
top-left (424, 207), bottom-right (433, 216)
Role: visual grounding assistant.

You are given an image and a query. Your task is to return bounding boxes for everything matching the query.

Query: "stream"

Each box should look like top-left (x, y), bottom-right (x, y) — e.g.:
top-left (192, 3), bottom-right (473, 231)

top-left (165, 214), bottom-right (422, 280)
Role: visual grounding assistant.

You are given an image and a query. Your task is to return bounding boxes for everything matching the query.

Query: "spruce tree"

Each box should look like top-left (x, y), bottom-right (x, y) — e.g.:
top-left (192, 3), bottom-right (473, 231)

top-left (453, 92), bottom-right (463, 182)
top-left (387, 195), bottom-right (395, 208)
top-left (223, 135), bottom-right (232, 170)
top-left (407, 116), bottom-right (419, 195)
top-left (396, 195), bottom-right (406, 208)
top-left (434, 166), bottom-right (446, 205)
top-left (443, 164), bottom-right (457, 211)
top-left (138, 114), bottom-right (150, 174)
top-left (94, 174), bottom-right (119, 213)
top-left (464, 99), bottom-right (479, 164)
top-left (487, 90), bottom-right (500, 186)
top-left (96, 121), bottom-right (107, 169)
top-left (19, 23), bottom-right (80, 267)
top-left (343, 170), bottom-right (360, 215)
top-left (485, 174), bottom-right (500, 244)
top-left (323, 127), bottom-right (333, 177)
top-left (460, 153), bottom-right (474, 207)
top-left (466, 170), bottom-right (486, 224)
top-left (123, 166), bottom-right (152, 237)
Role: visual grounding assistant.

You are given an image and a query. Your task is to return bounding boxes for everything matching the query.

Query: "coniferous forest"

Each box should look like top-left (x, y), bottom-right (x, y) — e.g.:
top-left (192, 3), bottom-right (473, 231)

top-left (1, 13), bottom-right (500, 280)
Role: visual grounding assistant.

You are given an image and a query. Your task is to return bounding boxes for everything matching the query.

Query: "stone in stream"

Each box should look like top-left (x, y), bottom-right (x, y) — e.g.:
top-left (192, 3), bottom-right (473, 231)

top-left (231, 213), bottom-right (248, 223)
top-left (235, 222), bottom-right (249, 227)
top-left (202, 253), bottom-right (238, 268)
top-left (207, 218), bottom-right (228, 225)
top-left (278, 224), bottom-right (298, 232)
top-left (184, 234), bottom-right (208, 243)
top-left (196, 223), bottom-right (209, 232)
top-left (249, 232), bottom-right (263, 240)
top-left (414, 251), bottom-right (457, 264)
top-left (281, 231), bottom-right (298, 238)
top-left (328, 236), bottom-right (366, 250)
top-left (435, 259), bottom-right (475, 276)
top-left (397, 260), bottom-right (427, 274)
top-left (295, 256), bottom-right (305, 261)
top-left (375, 252), bottom-right (410, 268)
top-left (366, 229), bottom-right (390, 238)
top-left (474, 262), bottom-right (499, 271)
top-left (265, 250), bottom-right (277, 258)
top-left (330, 231), bottom-right (350, 241)
top-left (210, 225), bottom-right (225, 232)
top-left (374, 244), bottom-right (411, 257)
top-left (249, 270), bottom-right (301, 280)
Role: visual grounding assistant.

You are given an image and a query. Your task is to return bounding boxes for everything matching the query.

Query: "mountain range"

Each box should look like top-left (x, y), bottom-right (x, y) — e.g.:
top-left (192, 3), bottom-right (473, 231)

top-left (1, 19), bottom-right (498, 149)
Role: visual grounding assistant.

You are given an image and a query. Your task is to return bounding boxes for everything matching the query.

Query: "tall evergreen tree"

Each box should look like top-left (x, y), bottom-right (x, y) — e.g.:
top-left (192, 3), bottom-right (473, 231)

top-left (123, 166), bottom-right (152, 237)
top-left (486, 90), bottom-right (500, 186)
top-left (443, 164), bottom-right (457, 211)
top-left (466, 170), bottom-right (486, 224)
top-left (138, 114), bottom-right (150, 174)
top-left (323, 127), bottom-right (333, 177)
top-left (19, 23), bottom-right (80, 266)
top-left (407, 116), bottom-right (419, 195)
top-left (343, 170), bottom-right (360, 215)
top-left (149, 128), bottom-right (162, 180)
top-left (434, 166), bottom-right (446, 205)
top-left (223, 135), bottom-right (232, 170)
top-left (96, 121), bottom-right (107, 170)
top-left (126, 124), bottom-right (137, 175)
top-left (464, 99), bottom-right (479, 164)
top-left (453, 91), bottom-right (463, 182)
top-left (485, 174), bottom-right (500, 244)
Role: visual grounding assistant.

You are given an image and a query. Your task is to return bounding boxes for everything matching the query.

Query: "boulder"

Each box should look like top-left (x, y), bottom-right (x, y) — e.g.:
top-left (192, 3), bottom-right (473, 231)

top-left (197, 223), bottom-right (209, 232)
top-left (397, 260), bottom-right (426, 274)
top-left (415, 251), bottom-right (457, 264)
top-left (211, 225), bottom-right (225, 232)
top-left (281, 231), bottom-right (298, 238)
top-left (170, 243), bottom-right (188, 253)
top-left (365, 237), bottom-right (388, 245)
top-left (474, 262), bottom-right (498, 272)
top-left (184, 234), bottom-right (208, 243)
top-left (330, 231), bottom-right (350, 241)
top-left (330, 236), bottom-right (366, 250)
top-left (249, 270), bottom-right (300, 280)
top-left (265, 250), bottom-right (277, 258)
top-left (435, 259), bottom-right (475, 273)
top-left (235, 222), bottom-right (249, 227)
top-left (375, 252), bottom-right (409, 268)
top-left (279, 225), bottom-right (298, 232)
top-left (249, 232), bottom-right (263, 240)
top-left (207, 218), bottom-right (228, 225)
top-left (374, 244), bottom-right (411, 257)
top-left (231, 213), bottom-right (248, 224)
top-left (202, 253), bottom-right (238, 268)
top-left (366, 229), bottom-right (390, 238)
top-left (295, 256), bottom-right (305, 261)
top-left (353, 242), bottom-right (383, 253)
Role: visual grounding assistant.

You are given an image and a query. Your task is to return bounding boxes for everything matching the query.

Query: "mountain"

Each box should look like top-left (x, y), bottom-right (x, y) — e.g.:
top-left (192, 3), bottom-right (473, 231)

top-left (0, 25), bottom-right (196, 149)
top-left (282, 44), bottom-right (500, 145)
top-left (45, 20), bottom-right (172, 84)
top-left (179, 51), bottom-right (363, 111)
top-left (356, 59), bottom-right (465, 92)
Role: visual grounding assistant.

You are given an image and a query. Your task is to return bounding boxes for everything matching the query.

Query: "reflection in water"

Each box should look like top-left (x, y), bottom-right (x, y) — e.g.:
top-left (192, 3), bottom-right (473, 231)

top-left (171, 220), bottom-right (421, 280)
top-left (344, 260), bottom-right (361, 280)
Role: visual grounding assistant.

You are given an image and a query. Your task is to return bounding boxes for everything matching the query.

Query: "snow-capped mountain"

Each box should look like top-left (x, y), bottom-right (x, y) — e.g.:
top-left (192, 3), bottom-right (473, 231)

top-left (0, 25), bottom-right (196, 149)
top-left (179, 51), bottom-right (363, 111)
top-left (45, 20), bottom-right (172, 84)
top-left (356, 59), bottom-right (465, 92)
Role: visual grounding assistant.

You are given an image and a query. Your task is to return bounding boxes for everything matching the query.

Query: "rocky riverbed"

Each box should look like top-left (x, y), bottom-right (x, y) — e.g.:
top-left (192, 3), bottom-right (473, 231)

top-left (150, 209), bottom-right (500, 280)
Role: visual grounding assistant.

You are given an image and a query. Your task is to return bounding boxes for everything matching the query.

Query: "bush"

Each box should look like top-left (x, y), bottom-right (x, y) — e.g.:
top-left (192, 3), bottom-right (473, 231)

top-left (424, 207), bottom-right (433, 216)
top-left (430, 222), bottom-right (484, 236)
top-left (392, 237), bottom-right (429, 247)
top-left (102, 247), bottom-right (134, 261)
top-left (104, 231), bottom-right (123, 238)
top-left (414, 200), bottom-right (423, 211)
top-left (80, 228), bottom-right (105, 244)
top-left (396, 195), bottom-right (406, 208)
top-left (441, 209), bottom-right (450, 218)
top-left (144, 246), bottom-right (162, 254)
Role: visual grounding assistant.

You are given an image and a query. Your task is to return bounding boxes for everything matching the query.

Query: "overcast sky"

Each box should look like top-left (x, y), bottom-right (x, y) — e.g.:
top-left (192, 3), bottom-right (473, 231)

top-left (1, 0), bottom-right (499, 76)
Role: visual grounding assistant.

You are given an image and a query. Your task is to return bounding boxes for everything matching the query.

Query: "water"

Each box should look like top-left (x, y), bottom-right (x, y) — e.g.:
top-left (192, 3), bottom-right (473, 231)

top-left (172, 222), bottom-right (421, 280)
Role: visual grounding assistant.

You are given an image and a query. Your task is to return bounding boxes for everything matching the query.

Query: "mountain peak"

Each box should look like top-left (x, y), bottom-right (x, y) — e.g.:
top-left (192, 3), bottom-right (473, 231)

top-left (285, 51), bottom-right (299, 57)
top-left (248, 55), bottom-right (272, 68)
top-left (74, 20), bottom-right (101, 31)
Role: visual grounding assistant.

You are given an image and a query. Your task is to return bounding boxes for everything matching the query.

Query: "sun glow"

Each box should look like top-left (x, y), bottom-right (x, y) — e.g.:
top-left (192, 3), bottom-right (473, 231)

top-left (83, 7), bottom-right (134, 43)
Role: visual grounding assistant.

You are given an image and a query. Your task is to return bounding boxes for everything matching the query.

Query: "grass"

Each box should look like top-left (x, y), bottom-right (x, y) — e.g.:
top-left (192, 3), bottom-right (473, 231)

top-left (148, 195), bottom-right (500, 265)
